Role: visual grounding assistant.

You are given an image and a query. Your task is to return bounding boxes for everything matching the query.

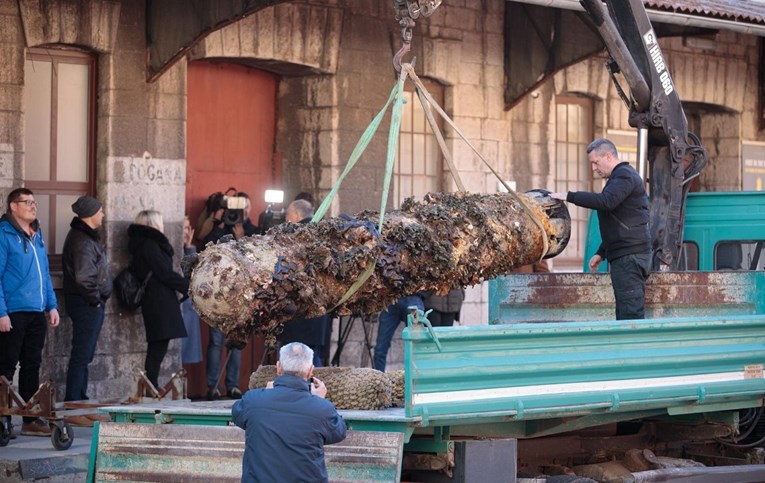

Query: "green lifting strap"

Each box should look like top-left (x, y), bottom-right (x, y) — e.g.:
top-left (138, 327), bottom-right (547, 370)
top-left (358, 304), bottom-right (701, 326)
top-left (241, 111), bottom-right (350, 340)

top-left (312, 67), bottom-right (410, 311)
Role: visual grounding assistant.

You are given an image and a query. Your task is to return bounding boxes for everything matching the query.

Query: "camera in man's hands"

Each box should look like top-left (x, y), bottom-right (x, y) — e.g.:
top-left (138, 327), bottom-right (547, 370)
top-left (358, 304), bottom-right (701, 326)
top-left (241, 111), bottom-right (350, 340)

top-left (221, 196), bottom-right (247, 225)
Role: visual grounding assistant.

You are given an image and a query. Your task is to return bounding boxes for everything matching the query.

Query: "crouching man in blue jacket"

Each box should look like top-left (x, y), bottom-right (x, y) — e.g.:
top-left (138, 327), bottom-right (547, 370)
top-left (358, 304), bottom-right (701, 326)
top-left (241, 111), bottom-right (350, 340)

top-left (232, 342), bottom-right (347, 483)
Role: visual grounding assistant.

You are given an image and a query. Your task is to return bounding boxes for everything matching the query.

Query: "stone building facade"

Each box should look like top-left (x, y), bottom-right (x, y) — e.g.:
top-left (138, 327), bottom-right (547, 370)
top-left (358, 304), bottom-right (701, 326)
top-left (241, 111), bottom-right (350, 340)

top-left (0, 0), bottom-right (763, 395)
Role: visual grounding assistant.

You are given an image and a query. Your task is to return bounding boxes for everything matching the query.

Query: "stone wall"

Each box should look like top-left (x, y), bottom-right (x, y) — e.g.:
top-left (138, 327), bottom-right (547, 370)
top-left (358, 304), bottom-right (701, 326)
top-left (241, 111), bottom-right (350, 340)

top-left (549, 30), bottom-right (761, 194)
top-left (0, 0), bottom-right (188, 400)
top-left (0, 0), bottom-right (26, 192)
top-left (96, 4), bottom-right (189, 399)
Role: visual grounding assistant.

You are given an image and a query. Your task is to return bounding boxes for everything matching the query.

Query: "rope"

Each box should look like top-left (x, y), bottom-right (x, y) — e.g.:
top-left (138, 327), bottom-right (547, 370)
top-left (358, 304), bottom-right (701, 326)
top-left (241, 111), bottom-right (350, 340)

top-left (402, 64), bottom-right (550, 261)
top-left (312, 78), bottom-right (402, 223)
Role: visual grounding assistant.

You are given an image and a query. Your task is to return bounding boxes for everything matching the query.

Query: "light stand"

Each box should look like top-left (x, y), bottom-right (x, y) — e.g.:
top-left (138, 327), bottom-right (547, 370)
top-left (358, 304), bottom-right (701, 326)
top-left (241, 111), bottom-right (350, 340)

top-left (259, 189), bottom-right (286, 234)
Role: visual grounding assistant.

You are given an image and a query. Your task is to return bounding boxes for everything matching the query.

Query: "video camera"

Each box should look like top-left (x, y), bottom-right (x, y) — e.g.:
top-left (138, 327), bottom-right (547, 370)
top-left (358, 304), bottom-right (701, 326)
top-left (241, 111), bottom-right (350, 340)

top-left (221, 196), bottom-right (247, 225)
top-left (206, 190), bottom-right (248, 226)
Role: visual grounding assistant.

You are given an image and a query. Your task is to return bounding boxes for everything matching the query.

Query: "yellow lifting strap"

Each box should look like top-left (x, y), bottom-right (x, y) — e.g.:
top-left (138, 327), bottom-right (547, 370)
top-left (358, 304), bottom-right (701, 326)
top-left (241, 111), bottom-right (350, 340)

top-left (312, 61), bottom-right (550, 311)
top-left (312, 66), bottom-right (411, 311)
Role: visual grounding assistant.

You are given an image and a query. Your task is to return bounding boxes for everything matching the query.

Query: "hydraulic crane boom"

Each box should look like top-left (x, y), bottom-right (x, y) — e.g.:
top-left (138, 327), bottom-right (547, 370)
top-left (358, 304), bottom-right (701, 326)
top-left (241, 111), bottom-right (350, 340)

top-left (576, 0), bottom-right (707, 271)
top-left (393, 0), bottom-right (707, 270)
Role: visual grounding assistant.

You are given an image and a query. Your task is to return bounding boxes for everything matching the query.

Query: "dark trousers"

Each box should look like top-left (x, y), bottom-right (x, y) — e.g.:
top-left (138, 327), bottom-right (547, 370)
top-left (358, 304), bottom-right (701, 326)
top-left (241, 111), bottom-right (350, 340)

top-left (610, 252), bottom-right (652, 320)
top-left (65, 294), bottom-right (105, 401)
top-left (145, 339), bottom-right (170, 389)
top-left (426, 310), bottom-right (457, 327)
top-left (373, 295), bottom-right (424, 372)
top-left (206, 326), bottom-right (241, 390)
top-left (0, 311), bottom-right (47, 423)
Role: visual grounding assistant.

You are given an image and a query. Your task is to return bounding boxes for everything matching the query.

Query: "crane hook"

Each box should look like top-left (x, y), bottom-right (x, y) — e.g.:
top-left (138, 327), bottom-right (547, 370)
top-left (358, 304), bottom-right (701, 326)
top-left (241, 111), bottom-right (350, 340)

top-left (392, 1), bottom-right (440, 71)
top-left (393, 43), bottom-right (411, 72)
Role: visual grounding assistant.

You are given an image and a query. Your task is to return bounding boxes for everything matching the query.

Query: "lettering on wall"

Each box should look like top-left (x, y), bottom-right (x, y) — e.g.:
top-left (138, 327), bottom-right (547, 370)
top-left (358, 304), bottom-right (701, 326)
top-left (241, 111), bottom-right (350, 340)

top-left (128, 160), bottom-right (183, 184)
top-left (106, 156), bottom-right (186, 221)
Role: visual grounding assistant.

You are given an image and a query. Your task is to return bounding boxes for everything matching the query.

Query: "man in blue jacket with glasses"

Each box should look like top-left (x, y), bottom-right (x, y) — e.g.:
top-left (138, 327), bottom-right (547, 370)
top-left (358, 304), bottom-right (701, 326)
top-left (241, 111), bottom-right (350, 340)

top-left (0, 188), bottom-right (60, 437)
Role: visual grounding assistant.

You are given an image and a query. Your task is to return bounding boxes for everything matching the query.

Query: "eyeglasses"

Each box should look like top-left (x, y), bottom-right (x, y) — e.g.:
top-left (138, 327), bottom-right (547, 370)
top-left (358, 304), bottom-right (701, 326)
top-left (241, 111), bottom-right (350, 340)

top-left (13, 199), bottom-right (38, 207)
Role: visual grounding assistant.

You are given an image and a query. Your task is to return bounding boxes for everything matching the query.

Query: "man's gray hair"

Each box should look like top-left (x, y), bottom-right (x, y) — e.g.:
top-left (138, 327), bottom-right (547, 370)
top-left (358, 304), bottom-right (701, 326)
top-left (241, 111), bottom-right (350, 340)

top-left (279, 342), bottom-right (314, 377)
top-left (586, 138), bottom-right (619, 158)
top-left (287, 199), bottom-right (314, 221)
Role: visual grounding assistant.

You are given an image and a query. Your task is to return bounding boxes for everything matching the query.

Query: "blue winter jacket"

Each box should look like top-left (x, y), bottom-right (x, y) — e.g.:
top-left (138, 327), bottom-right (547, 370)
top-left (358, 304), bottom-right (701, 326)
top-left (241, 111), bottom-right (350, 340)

top-left (0, 215), bottom-right (57, 316)
top-left (232, 374), bottom-right (347, 483)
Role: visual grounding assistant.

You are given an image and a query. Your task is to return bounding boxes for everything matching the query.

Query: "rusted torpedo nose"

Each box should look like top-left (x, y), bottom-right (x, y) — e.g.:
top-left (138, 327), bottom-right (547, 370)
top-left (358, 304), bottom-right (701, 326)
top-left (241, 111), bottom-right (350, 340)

top-left (523, 189), bottom-right (571, 258)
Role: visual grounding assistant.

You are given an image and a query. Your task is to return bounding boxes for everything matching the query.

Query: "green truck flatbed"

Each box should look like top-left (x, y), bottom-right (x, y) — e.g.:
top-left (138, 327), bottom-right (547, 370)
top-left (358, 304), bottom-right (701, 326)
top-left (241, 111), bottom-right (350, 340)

top-left (90, 271), bottom-right (765, 482)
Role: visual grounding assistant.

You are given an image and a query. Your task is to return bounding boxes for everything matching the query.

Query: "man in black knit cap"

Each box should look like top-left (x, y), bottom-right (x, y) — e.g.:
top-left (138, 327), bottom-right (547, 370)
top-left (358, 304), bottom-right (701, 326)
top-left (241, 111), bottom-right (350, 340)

top-left (63, 196), bottom-right (112, 402)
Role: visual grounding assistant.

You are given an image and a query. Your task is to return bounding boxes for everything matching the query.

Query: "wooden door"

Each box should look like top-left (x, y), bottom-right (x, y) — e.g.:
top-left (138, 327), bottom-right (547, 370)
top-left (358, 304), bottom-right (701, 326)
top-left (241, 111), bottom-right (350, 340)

top-left (186, 60), bottom-right (279, 398)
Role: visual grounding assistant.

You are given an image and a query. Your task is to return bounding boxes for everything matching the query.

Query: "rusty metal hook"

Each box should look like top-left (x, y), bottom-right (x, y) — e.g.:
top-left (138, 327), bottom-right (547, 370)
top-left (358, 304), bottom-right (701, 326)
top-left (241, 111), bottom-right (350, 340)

top-left (393, 43), bottom-right (411, 72)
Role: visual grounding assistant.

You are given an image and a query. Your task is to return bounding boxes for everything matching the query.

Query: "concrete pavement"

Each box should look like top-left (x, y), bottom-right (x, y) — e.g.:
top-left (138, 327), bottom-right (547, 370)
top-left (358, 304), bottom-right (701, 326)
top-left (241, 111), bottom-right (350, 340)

top-left (0, 416), bottom-right (93, 482)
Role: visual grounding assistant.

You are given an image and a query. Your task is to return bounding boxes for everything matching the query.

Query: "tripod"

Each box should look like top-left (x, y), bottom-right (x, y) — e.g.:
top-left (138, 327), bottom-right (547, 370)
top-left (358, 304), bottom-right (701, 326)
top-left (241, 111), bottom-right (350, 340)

top-left (331, 313), bottom-right (377, 367)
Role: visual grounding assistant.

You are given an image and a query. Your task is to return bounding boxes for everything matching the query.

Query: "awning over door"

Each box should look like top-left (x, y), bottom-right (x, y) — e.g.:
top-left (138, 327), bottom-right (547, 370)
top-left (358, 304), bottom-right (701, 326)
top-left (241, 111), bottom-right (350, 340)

top-left (146, 0), bottom-right (289, 81)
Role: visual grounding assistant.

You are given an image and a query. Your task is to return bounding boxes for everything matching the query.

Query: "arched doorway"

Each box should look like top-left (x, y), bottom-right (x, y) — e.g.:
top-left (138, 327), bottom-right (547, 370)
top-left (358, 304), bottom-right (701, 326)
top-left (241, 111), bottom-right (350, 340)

top-left (185, 59), bottom-right (279, 398)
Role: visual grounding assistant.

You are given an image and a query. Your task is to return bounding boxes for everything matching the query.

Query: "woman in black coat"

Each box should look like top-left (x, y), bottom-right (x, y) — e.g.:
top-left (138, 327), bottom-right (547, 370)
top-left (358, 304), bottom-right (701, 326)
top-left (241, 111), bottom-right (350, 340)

top-left (127, 210), bottom-right (189, 389)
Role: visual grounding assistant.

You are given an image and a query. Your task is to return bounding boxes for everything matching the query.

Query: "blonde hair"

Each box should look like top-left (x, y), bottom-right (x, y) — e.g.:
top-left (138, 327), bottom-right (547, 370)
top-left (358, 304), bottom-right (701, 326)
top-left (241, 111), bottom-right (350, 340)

top-left (135, 210), bottom-right (164, 232)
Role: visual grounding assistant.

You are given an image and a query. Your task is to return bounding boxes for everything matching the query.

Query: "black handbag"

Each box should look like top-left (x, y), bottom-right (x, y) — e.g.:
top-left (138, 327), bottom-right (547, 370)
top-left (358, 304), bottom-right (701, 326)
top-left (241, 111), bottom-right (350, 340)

top-left (114, 267), bottom-right (152, 310)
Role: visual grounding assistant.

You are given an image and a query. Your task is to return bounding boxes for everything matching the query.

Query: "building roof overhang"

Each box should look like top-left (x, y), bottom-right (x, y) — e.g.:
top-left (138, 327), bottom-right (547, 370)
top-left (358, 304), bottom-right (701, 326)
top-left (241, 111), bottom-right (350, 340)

top-left (503, 0), bottom-right (765, 107)
top-left (511, 0), bottom-right (765, 36)
top-left (145, 0), bottom-right (765, 106)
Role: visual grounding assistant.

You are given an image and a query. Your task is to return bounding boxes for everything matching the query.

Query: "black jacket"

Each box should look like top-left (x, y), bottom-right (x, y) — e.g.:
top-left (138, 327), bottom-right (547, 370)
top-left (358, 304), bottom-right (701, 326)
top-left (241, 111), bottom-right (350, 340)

top-left (62, 217), bottom-right (112, 306)
top-left (127, 224), bottom-right (189, 342)
top-left (423, 287), bottom-right (465, 313)
top-left (278, 216), bottom-right (329, 347)
top-left (202, 218), bottom-right (258, 246)
top-left (567, 162), bottom-right (650, 261)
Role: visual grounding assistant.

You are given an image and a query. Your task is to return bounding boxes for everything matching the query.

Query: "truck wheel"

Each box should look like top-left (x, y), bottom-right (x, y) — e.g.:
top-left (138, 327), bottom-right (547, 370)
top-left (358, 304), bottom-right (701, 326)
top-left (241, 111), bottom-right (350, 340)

top-left (0, 416), bottom-right (11, 446)
top-left (51, 422), bottom-right (74, 450)
top-left (545, 477), bottom-right (598, 483)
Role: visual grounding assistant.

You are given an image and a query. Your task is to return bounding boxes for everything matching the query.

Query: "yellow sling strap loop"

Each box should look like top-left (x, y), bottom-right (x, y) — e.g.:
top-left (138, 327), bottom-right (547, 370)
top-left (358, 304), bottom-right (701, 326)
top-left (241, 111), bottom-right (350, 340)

top-left (312, 75), bottom-right (403, 223)
top-left (321, 67), bottom-right (410, 311)
top-left (402, 64), bottom-right (550, 261)
top-left (379, 67), bottom-right (410, 232)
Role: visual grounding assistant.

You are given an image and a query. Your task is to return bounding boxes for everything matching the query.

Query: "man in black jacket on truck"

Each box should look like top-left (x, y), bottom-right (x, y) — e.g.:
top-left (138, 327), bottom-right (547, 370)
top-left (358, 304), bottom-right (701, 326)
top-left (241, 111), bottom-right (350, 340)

top-left (551, 138), bottom-right (651, 320)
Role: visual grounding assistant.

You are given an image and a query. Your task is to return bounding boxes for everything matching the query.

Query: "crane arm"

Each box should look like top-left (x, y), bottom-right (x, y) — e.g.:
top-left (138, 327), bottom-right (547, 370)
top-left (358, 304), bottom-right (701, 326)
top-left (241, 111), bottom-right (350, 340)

top-left (580, 0), bottom-right (708, 270)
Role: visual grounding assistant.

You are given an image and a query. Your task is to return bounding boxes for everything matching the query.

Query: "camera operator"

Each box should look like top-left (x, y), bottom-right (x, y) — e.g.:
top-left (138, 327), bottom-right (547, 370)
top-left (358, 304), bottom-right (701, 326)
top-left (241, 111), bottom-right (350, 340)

top-left (201, 191), bottom-right (258, 246)
top-left (195, 187), bottom-right (237, 244)
top-left (202, 191), bottom-right (257, 400)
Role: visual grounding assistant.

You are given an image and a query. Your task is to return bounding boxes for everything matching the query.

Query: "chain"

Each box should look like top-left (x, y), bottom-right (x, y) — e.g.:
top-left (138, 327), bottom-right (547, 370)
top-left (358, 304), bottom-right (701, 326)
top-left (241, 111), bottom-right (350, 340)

top-left (393, 1), bottom-right (442, 46)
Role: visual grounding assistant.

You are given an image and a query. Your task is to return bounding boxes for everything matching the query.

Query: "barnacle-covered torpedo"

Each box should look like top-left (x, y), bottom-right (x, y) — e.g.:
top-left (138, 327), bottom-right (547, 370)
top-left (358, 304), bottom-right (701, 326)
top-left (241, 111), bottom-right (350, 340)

top-left (190, 190), bottom-right (570, 343)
